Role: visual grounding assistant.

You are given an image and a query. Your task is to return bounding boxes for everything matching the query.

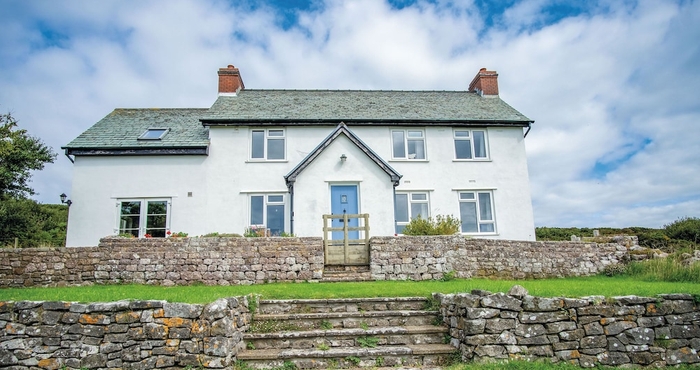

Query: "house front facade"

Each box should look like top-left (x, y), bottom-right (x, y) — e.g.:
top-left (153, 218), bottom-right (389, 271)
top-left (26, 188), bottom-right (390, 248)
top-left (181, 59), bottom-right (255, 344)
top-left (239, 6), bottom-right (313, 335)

top-left (63, 65), bottom-right (535, 247)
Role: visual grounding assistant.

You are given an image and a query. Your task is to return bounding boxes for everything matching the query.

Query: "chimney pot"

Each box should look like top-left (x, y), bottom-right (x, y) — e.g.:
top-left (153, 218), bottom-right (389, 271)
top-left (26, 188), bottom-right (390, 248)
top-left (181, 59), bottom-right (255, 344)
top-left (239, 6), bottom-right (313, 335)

top-left (469, 68), bottom-right (499, 96)
top-left (218, 64), bottom-right (245, 95)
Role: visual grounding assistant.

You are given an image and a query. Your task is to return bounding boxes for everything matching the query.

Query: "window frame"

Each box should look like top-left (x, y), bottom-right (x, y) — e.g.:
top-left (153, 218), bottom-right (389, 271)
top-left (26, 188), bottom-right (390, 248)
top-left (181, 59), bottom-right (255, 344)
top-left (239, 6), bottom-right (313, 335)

top-left (391, 129), bottom-right (427, 160)
top-left (116, 198), bottom-right (171, 238)
top-left (138, 128), bottom-right (169, 140)
top-left (250, 128), bottom-right (286, 161)
top-left (394, 191), bottom-right (431, 234)
top-left (453, 129), bottom-right (489, 160)
top-left (249, 193), bottom-right (287, 236)
top-left (457, 190), bottom-right (496, 234)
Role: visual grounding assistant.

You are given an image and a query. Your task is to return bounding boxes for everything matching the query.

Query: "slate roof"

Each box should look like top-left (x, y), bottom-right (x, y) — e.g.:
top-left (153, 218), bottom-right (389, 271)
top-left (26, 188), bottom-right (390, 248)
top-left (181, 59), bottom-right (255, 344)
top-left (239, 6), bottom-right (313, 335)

top-left (63, 108), bottom-right (209, 155)
top-left (202, 90), bottom-right (532, 125)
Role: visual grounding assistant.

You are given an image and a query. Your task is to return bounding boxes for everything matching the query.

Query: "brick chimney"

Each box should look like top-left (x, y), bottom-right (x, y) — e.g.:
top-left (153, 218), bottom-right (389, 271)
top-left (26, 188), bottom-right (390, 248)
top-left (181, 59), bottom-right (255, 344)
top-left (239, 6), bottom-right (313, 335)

top-left (468, 68), bottom-right (499, 96)
top-left (218, 65), bottom-right (245, 95)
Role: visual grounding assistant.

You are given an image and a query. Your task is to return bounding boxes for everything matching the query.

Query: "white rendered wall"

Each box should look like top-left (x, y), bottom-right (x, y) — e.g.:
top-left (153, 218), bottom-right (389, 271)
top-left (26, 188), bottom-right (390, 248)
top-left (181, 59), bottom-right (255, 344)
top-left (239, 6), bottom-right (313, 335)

top-left (66, 124), bottom-right (535, 246)
top-left (291, 134), bottom-right (397, 237)
top-left (66, 156), bottom-right (208, 247)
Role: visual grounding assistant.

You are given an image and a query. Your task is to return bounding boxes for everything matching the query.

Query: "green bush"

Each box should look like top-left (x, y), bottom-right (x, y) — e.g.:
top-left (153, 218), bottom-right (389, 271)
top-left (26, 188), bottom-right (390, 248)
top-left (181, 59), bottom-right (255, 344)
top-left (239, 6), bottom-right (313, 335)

top-left (664, 217), bottom-right (700, 243)
top-left (402, 215), bottom-right (460, 236)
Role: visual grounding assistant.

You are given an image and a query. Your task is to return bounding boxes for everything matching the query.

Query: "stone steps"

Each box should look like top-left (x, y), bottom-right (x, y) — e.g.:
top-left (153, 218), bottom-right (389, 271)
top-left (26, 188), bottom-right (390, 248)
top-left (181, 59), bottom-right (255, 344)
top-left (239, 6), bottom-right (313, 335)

top-left (322, 265), bottom-right (372, 282)
top-left (257, 297), bottom-right (428, 314)
top-left (246, 325), bottom-right (449, 349)
top-left (237, 344), bottom-right (457, 368)
top-left (252, 310), bottom-right (439, 330)
top-left (239, 297), bottom-right (457, 369)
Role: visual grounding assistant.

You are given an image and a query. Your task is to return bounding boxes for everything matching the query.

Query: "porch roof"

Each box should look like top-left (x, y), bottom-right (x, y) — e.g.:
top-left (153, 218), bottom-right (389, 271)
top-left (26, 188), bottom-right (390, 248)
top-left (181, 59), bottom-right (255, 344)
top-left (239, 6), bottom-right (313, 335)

top-left (285, 123), bottom-right (402, 186)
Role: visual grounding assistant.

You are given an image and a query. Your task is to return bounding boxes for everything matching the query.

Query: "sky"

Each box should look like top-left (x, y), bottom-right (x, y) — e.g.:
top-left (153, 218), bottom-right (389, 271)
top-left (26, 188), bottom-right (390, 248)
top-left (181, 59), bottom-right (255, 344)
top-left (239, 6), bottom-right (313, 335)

top-left (1, 0), bottom-right (699, 229)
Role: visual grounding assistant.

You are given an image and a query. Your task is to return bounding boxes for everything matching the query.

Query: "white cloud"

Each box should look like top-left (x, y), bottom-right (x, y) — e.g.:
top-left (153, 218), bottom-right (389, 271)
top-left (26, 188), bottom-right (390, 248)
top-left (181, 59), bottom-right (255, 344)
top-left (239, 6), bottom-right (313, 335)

top-left (0, 0), bottom-right (698, 229)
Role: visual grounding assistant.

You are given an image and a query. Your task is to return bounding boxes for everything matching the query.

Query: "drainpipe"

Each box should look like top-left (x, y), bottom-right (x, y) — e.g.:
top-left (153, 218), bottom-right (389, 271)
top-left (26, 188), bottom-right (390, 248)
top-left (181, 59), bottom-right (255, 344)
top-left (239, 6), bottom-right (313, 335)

top-left (392, 177), bottom-right (401, 235)
top-left (287, 181), bottom-right (295, 235)
top-left (524, 123), bottom-right (532, 138)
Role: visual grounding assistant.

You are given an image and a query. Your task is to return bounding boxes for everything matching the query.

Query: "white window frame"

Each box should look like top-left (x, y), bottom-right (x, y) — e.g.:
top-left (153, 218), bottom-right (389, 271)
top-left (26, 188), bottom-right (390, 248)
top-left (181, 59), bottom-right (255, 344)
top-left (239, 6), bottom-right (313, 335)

top-left (250, 128), bottom-right (286, 161)
top-left (458, 191), bottom-right (496, 234)
top-left (249, 194), bottom-right (287, 236)
top-left (391, 129), bottom-right (427, 160)
top-left (394, 191), bottom-right (430, 234)
top-left (453, 129), bottom-right (489, 160)
top-left (115, 198), bottom-right (171, 238)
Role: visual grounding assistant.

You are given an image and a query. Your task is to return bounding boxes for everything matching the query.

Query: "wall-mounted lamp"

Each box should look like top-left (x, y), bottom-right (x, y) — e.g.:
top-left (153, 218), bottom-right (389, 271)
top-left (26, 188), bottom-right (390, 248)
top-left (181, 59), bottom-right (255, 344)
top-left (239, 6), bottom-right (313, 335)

top-left (60, 193), bottom-right (73, 207)
top-left (340, 154), bottom-right (347, 162)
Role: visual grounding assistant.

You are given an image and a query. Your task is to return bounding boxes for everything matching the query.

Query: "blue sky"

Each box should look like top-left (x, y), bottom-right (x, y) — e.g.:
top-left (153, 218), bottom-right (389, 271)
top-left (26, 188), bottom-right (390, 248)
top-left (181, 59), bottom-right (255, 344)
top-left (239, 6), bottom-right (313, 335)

top-left (1, 0), bottom-right (699, 228)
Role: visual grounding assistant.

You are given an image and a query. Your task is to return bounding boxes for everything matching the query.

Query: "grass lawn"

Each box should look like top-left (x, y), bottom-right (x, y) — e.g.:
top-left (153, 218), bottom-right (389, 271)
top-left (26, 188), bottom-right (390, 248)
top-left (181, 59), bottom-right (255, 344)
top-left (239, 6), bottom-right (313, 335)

top-left (1, 275), bottom-right (698, 304)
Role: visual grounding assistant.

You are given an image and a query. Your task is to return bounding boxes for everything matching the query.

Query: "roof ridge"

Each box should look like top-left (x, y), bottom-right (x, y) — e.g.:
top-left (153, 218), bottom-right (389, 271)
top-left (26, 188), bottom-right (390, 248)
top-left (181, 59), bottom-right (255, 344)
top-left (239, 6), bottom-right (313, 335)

top-left (240, 89), bottom-right (475, 93)
top-left (112, 107), bottom-right (209, 111)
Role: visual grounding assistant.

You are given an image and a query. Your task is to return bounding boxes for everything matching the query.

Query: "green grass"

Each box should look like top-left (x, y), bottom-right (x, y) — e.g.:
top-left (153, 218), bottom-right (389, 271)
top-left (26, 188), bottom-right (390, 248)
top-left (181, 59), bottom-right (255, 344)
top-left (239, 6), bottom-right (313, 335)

top-left (446, 360), bottom-right (700, 370)
top-left (627, 258), bottom-right (700, 283)
top-left (1, 275), bottom-right (699, 304)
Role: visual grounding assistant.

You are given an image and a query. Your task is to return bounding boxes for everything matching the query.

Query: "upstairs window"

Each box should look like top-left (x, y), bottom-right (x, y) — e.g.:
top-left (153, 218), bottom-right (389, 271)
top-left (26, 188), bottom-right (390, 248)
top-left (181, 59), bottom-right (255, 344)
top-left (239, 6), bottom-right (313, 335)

top-left (138, 128), bottom-right (169, 140)
top-left (454, 129), bottom-right (488, 159)
top-left (458, 191), bottom-right (495, 233)
top-left (392, 130), bottom-right (426, 160)
top-left (251, 129), bottom-right (285, 160)
top-left (394, 192), bottom-right (430, 234)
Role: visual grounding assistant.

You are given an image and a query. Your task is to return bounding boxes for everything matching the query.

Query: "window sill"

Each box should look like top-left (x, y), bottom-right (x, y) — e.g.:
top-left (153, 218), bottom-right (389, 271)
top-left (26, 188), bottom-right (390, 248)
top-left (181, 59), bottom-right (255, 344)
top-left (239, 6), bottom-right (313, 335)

top-left (452, 159), bottom-right (491, 162)
top-left (246, 160), bottom-right (288, 163)
top-left (461, 232), bottom-right (499, 236)
top-left (388, 159), bottom-right (429, 163)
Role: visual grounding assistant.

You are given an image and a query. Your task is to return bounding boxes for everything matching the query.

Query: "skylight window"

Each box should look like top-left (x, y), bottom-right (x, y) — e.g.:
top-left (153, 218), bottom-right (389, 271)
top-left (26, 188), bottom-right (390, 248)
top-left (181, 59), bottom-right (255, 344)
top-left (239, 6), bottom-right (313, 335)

top-left (138, 128), bottom-right (169, 140)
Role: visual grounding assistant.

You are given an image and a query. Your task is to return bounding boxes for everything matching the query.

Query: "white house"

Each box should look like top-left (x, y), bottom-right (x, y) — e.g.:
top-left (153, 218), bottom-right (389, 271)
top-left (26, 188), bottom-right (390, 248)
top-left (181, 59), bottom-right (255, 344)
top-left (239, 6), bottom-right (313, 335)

top-left (63, 65), bottom-right (535, 247)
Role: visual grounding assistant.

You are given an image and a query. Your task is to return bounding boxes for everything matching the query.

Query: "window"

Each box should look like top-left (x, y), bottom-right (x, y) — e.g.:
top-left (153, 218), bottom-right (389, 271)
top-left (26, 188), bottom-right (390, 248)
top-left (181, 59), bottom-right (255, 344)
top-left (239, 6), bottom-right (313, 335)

top-left (458, 191), bottom-right (495, 233)
top-left (394, 192), bottom-right (430, 234)
top-left (392, 130), bottom-right (425, 160)
top-left (250, 194), bottom-right (286, 235)
top-left (138, 128), bottom-right (169, 140)
top-left (251, 129), bottom-right (285, 160)
top-left (454, 129), bottom-right (488, 159)
top-left (118, 199), bottom-right (170, 237)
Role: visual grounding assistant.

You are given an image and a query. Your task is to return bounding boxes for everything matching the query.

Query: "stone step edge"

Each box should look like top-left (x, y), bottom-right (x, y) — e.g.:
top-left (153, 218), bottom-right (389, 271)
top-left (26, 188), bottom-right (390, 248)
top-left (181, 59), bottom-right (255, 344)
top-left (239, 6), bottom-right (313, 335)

top-left (237, 344), bottom-right (458, 361)
top-left (254, 310), bottom-right (438, 321)
top-left (245, 325), bottom-right (448, 339)
top-left (258, 297), bottom-right (427, 305)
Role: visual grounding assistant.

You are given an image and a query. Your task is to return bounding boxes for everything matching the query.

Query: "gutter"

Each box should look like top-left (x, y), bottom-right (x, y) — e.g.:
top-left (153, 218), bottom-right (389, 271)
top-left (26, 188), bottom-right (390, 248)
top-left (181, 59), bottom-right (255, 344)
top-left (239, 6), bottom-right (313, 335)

top-left (63, 149), bottom-right (75, 164)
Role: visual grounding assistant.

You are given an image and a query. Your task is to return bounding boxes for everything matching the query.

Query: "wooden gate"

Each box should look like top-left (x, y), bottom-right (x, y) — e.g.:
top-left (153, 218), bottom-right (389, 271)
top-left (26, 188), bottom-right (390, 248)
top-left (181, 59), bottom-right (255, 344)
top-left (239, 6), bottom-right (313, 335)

top-left (322, 213), bottom-right (370, 265)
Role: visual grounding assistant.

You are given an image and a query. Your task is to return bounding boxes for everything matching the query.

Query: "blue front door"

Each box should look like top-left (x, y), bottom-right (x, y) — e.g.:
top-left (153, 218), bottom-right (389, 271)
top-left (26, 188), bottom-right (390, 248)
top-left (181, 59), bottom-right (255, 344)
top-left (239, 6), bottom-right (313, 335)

top-left (330, 185), bottom-right (359, 240)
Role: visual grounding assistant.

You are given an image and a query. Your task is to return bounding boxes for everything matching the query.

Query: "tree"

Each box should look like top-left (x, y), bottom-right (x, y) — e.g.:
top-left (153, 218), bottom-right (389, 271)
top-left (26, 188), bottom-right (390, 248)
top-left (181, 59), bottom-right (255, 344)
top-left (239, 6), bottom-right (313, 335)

top-left (0, 198), bottom-right (67, 247)
top-left (0, 111), bottom-right (56, 199)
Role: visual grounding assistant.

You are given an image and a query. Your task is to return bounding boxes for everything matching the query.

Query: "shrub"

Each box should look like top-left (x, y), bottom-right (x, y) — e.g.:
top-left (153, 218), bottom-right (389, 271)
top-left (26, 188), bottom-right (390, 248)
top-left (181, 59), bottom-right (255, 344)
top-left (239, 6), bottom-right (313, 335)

top-left (201, 232), bottom-right (242, 237)
top-left (402, 215), bottom-right (460, 236)
top-left (603, 263), bottom-right (627, 277)
top-left (664, 217), bottom-right (700, 243)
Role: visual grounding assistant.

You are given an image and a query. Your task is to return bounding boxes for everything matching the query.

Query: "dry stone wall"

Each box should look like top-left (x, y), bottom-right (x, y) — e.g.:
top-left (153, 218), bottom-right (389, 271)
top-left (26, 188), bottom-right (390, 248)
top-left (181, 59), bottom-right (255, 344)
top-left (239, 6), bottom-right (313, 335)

top-left (0, 297), bottom-right (250, 369)
top-left (370, 236), bottom-right (631, 280)
top-left (0, 236), bottom-right (632, 288)
top-left (436, 287), bottom-right (700, 367)
top-left (0, 237), bottom-right (324, 288)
